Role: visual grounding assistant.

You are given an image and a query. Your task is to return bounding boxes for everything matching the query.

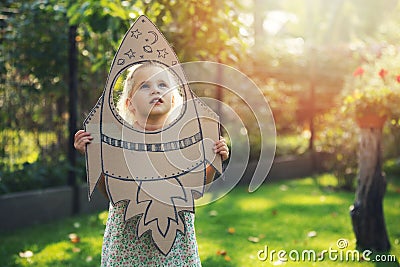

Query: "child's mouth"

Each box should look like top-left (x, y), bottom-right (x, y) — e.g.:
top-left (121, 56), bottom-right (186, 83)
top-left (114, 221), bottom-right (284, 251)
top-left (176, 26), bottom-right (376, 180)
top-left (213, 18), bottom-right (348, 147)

top-left (150, 97), bottom-right (163, 104)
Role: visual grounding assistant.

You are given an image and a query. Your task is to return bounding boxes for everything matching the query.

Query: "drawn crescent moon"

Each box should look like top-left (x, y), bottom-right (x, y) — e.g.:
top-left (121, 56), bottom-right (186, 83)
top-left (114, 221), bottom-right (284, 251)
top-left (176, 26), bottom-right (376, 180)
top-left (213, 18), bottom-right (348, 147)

top-left (148, 31), bottom-right (158, 45)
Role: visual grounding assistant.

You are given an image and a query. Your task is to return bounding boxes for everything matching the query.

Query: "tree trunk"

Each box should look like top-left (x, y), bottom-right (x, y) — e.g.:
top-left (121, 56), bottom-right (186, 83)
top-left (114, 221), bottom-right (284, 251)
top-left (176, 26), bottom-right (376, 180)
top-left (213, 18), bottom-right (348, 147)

top-left (350, 126), bottom-right (390, 251)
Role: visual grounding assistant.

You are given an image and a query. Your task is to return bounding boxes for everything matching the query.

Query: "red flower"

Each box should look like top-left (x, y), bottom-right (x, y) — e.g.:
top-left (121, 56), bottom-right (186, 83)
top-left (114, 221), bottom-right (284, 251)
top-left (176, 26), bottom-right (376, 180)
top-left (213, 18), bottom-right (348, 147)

top-left (353, 67), bottom-right (364, 77)
top-left (396, 75), bottom-right (400, 83)
top-left (379, 68), bottom-right (388, 79)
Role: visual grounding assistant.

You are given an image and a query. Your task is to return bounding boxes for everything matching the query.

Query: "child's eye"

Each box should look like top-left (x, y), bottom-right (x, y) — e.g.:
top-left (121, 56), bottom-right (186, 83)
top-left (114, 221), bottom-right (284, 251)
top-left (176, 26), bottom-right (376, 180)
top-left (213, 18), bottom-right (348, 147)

top-left (139, 83), bottom-right (150, 90)
top-left (158, 82), bottom-right (168, 89)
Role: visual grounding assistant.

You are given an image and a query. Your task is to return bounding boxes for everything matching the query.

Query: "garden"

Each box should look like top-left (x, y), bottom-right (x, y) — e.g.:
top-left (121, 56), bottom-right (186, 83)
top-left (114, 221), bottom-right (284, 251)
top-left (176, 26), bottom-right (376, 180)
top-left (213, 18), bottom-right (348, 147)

top-left (1, 0), bottom-right (400, 266)
top-left (1, 174), bottom-right (399, 266)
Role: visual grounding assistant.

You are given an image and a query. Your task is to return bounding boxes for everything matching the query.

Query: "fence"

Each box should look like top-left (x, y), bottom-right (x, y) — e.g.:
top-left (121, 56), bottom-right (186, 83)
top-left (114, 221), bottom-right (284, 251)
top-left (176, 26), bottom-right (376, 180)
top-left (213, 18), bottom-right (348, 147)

top-left (0, 152), bottom-right (324, 231)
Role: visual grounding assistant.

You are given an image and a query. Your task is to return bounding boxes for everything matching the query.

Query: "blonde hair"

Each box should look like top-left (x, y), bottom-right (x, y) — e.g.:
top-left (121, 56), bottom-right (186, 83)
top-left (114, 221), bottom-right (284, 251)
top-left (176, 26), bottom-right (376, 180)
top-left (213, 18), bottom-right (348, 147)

top-left (116, 61), bottom-right (184, 125)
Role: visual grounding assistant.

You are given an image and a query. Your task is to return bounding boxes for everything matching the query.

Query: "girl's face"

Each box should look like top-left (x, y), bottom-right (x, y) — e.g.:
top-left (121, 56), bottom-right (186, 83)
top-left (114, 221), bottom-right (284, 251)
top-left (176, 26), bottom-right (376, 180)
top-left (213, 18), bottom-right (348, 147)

top-left (127, 65), bottom-right (177, 123)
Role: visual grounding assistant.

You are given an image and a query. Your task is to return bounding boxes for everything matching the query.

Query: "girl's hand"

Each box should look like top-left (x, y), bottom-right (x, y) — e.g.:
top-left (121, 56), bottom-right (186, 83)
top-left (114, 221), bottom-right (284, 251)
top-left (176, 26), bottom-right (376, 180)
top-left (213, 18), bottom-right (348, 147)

top-left (214, 136), bottom-right (229, 161)
top-left (74, 130), bottom-right (93, 155)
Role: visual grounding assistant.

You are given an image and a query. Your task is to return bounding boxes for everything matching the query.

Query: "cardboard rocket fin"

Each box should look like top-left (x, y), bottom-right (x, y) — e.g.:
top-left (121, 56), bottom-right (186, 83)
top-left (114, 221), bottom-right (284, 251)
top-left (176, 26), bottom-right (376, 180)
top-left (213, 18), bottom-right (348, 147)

top-left (194, 98), bottom-right (223, 175)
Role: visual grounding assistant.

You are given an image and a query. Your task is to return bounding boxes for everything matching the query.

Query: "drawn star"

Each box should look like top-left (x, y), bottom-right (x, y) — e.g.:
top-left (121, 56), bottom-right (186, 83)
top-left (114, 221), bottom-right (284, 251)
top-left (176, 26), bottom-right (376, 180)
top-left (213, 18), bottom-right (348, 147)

top-left (157, 48), bottom-right (169, 58)
top-left (131, 29), bottom-right (142, 39)
top-left (124, 49), bottom-right (136, 59)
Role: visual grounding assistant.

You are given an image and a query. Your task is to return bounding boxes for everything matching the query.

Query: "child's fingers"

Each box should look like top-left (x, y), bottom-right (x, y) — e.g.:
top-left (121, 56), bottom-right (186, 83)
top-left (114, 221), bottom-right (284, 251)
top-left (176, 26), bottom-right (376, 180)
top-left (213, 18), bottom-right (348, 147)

top-left (75, 132), bottom-right (93, 144)
top-left (217, 149), bottom-right (229, 161)
top-left (219, 150), bottom-right (229, 156)
top-left (215, 146), bottom-right (228, 154)
top-left (214, 141), bottom-right (226, 150)
top-left (214, 144), bottom-right (229, 154)
top-left (216, 137), bottom-right (226, 144)
top-left (214, 142), bottom-right (227, 153)
top-left (75, 130), bottom-right (92, 140)
top-left (74, 130), bottom-right (93, 154)
top-left (213, 137), bottom-right (229, 161)
top-left (74, 129), bottom-right (86, 139)
top-left (80, 137), bottom-right (92, 145)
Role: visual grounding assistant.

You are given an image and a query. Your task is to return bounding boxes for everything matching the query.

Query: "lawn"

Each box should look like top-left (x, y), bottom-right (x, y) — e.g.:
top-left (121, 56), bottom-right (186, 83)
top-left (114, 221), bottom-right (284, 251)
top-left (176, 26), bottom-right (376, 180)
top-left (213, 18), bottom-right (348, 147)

top-left (1, 174), bottom-right (399, 267)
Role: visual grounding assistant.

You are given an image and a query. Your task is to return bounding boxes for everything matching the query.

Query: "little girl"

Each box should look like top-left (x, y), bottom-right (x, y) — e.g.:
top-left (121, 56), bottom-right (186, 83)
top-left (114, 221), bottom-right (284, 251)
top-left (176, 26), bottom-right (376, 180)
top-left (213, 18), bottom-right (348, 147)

top-left (74, 61), bottom-right (229, 266)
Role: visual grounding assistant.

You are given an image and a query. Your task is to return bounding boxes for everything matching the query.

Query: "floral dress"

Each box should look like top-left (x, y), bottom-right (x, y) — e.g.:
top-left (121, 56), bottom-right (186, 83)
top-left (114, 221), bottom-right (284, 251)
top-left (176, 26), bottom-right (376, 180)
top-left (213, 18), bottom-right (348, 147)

top-left (101, 201), bottom-right (202, 267)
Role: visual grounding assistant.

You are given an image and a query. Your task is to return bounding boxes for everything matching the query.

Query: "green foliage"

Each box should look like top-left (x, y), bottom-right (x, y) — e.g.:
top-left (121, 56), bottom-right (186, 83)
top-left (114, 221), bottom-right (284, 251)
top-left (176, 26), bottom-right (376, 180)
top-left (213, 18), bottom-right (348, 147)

top-left (3, 0), bottom-right (400, 196)
top-left (315, 110), bottom-right (359, 191)
top-left (315, 105), bottom-right (400, 190)
top-left (384, 158), bottom-right (400, 177)
top-left (165, 0), bottom-right (247, 63)
top-left (0, 130), bottom-right (57, 169)
top-left (1, 0), bottom-right (69, 128)
top-left (1, 0), bottom-right (248, 193)
top-left (342, 46), bottom-right (400, 120)
top-left (0, 157), bottom-right (86, 195)
top-left (275, 135), bottom-right (309, 157)
top-left (8, 1), bottom-right (69, 95)
top-left (260, 80), bottom-right (301, 135)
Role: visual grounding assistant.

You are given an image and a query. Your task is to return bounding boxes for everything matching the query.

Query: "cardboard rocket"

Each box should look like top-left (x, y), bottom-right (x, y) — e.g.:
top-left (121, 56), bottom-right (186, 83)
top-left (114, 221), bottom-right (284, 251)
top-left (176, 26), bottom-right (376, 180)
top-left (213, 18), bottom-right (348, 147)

top-left (83, 15), bottom-right (222, 255)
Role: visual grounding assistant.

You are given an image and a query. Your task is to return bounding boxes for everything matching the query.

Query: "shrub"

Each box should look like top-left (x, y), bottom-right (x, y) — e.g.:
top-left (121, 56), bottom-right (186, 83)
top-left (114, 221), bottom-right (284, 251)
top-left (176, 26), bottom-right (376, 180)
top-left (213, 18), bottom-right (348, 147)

top-left (342, 45), bottom-right (400, 121)
top-left (0, 156), bottom-right (86, 195)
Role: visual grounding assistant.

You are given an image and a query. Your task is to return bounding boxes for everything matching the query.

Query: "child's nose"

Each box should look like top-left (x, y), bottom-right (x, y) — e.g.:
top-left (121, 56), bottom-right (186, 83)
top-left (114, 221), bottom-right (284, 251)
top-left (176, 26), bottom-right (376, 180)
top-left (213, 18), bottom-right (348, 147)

top-left (151, 86), bottom-right (161, 95)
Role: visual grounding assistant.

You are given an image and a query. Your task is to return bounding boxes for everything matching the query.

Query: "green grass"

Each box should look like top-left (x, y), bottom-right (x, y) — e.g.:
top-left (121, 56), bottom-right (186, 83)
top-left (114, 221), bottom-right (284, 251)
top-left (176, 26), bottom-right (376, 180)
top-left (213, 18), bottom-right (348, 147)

top-left (1, 174), bottom-right (399, 267)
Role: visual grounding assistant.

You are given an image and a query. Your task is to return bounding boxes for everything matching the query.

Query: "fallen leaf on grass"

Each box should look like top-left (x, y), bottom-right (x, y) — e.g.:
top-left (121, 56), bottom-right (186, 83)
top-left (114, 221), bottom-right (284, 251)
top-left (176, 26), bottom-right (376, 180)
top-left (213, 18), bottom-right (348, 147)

top-left (227, 227), bottom-right (235, 234)
top-left (248, 236), bottom-right (260, 243)
top-left (273, 259), bottom-right (285, 265)
top-left (209, 210), bottom-right (218, 217)
top-left (279, 185), bottom-right (288, 191)
top-left (72, 247), bottom-right (81, 253)
top-left (272, 209), bottom-right (278, 216)
top-left (307, 231), bottom-right (317, 238)
top-left (19, 250), bottom-right (33, 258)
top-left (216, 250), bottom-right (227, 256)
top-left (68, 233), bottom-right (80, 243)
top-left (216, 250), bottom-right (231, 261)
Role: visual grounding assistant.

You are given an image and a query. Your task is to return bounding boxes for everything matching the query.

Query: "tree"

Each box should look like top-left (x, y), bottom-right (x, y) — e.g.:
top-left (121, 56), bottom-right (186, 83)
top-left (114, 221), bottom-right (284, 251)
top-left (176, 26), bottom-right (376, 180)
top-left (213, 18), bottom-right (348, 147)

top-left (1, 0), bottom-right (248, 193)
top-left (343, 47), bottom-right (400, 251)
top-left (351, 123), bottom-right (391, 251)
top-left (1, 1), bottom-right (69, 156)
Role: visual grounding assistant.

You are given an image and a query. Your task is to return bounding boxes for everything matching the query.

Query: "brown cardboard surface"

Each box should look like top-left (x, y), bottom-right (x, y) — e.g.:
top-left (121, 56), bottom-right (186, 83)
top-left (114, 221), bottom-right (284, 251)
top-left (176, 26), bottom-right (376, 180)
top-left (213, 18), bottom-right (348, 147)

top-left (83, 15), bottom-right (222, 255)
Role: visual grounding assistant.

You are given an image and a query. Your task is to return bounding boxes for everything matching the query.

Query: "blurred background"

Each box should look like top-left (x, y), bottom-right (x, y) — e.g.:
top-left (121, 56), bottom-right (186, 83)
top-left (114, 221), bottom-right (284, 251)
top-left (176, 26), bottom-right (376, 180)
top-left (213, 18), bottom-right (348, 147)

top-left (1, 0), bottom-right (400, 196)
top-left (1, 1), bottom-right (400, 266)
